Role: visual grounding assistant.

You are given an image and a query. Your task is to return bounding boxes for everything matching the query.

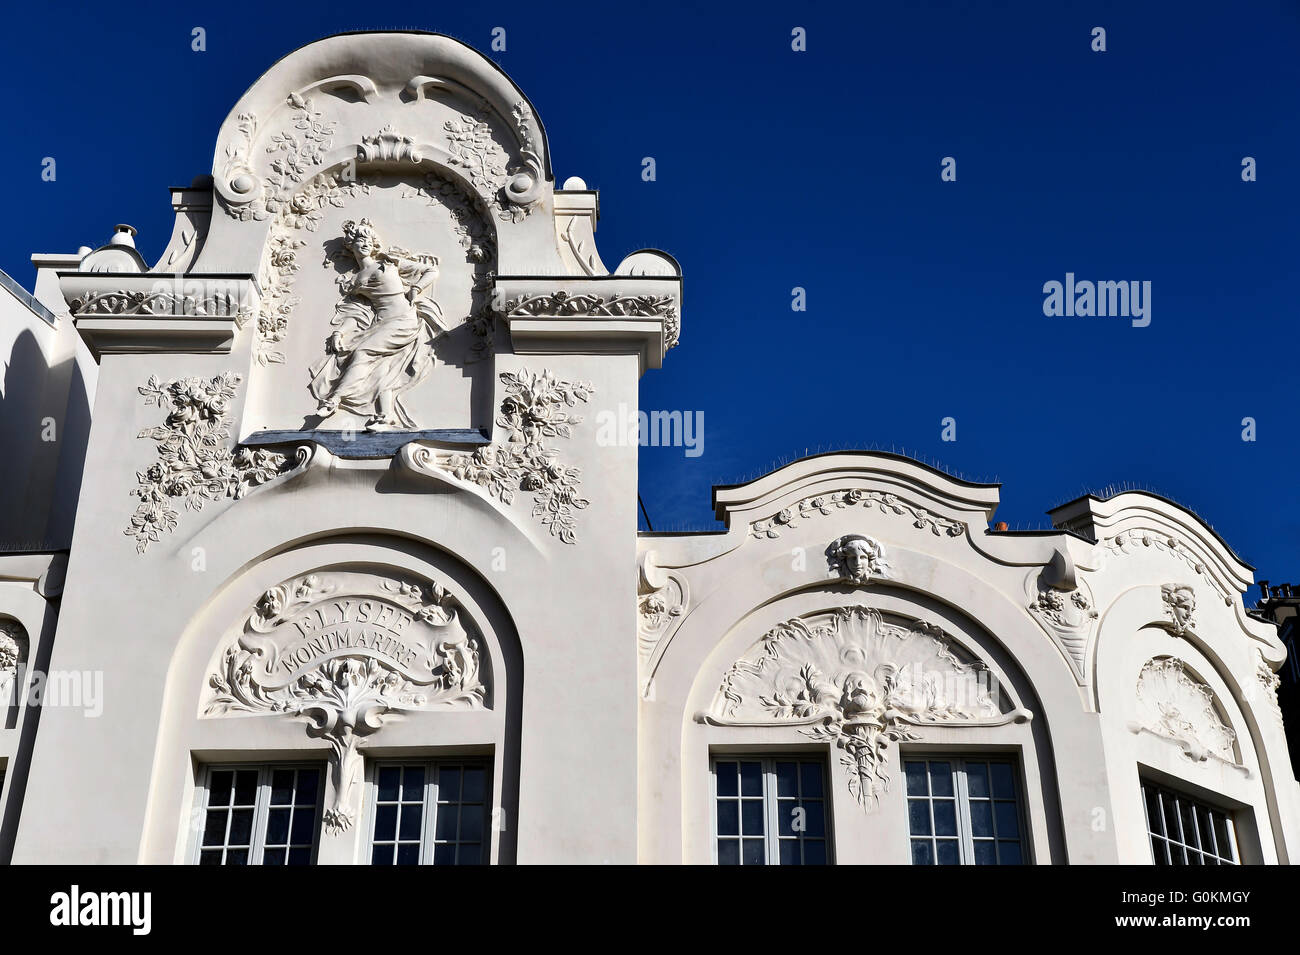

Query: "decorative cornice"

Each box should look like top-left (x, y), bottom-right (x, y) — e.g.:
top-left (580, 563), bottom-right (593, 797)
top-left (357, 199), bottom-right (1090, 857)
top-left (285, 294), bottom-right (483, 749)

top-left (750, 488), bottom-right (966, 541)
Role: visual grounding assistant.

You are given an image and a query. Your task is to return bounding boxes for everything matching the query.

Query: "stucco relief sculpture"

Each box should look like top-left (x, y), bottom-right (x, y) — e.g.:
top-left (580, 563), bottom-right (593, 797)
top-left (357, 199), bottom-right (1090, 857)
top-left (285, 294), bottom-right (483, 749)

top-left (750, 488), bottom-right (965, 541)
top-left (1255, 646), bottom-right (1283, 728)
top-left (0, 620), bottom-right (25, 702)
top-left (205, 570), bottom-right (488, 833)
top-left (827, 534), bottom-right (892, 583)
top-left (1133, 657), bottom-right (1237, 764)
top-left (310, 219), bottom-right (447, 431)
top-left (127, 373), bottom-right (300, 553)
top-left (402, 369), bottom-right (594, 543)
top-left (701, 607), bottom-right (1030, 810)
top-left (1025, 571), bottom-right (1098, 678)
top-left (1161, 583), bottom-right (1197, 635)
top-left (637, 553), bottom-right (689, 691)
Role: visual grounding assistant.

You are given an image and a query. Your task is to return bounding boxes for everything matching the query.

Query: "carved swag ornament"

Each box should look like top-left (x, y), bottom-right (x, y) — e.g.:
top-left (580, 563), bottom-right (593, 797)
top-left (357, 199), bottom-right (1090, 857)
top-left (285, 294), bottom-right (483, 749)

top-left (701, 607), bottom-right (1029, 810)
top-left (205, 570), bottom-right (488, 834)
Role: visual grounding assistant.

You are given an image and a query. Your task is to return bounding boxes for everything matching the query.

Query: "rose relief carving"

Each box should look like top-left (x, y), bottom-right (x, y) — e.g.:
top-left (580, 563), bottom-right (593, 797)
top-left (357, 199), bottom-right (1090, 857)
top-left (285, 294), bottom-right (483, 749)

top-left (1160, 583), bottom-right (1197, 635)
top-left (751, 488), bottom-right (966, 541)
top-left (1133, 657), bottom-right (1237, 764)
top-left (1103, 530), bottom-right (1231, 604)
top-left (403, 369), bottom-right (594, 543)
top-left (127, 373), bottom-right (301, 553)
top-left (700, 607), bottom-right (1030, 811)
top-left (205, 570), bottom-right (488, 834)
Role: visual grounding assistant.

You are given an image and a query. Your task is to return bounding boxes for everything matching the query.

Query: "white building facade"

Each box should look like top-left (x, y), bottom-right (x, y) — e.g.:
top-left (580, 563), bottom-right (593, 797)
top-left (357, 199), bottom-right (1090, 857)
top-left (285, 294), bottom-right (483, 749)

top-left (0, 32), bottom-right (1296, 865)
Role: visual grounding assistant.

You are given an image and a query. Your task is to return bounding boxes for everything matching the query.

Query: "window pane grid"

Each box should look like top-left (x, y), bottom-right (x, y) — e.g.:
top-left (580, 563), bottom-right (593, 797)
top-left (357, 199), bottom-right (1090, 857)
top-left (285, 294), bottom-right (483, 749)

top-left (370, 760), bottom-right (491, 865)
top-left (713, 757), bottom-right (830, 865)
top-left (1141, 781), bottom-right (1236, 865)
top-left (197, 765), bottom-right (321, 866)
top-left (905, 757), bottom-right (1024, 865)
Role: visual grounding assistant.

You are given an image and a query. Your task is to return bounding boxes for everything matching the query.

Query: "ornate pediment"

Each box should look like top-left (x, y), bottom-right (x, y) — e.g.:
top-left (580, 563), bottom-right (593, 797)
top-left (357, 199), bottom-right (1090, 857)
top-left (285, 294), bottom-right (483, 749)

top-left (700, 607), bottom-right (1030, 811)
top-left (203, 569), bottom-right (490, 833)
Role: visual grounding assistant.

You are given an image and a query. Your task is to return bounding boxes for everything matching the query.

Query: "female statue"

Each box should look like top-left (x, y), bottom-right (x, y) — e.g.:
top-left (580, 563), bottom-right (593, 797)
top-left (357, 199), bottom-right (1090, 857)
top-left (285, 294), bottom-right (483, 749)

top-left (310, 218), bottom-right (446, 431)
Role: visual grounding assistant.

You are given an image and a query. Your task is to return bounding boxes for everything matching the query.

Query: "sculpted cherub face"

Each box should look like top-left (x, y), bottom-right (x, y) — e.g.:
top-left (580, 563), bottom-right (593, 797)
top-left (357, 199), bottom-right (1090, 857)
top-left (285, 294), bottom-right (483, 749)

top-left (828, 534), bottom-right (890, 584)
top-left (841, 539), bottom-right (875, 580)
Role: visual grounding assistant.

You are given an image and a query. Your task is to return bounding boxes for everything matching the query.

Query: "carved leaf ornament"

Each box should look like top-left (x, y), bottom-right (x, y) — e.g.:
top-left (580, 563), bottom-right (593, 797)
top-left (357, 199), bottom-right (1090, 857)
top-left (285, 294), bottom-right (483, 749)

top-left (703, 608), bottom-right (1029, 810)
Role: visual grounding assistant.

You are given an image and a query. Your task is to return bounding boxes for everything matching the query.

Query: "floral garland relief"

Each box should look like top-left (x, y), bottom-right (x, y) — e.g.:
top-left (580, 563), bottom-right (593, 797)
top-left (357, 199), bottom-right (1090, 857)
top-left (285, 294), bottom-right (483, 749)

top-left (126, 373), bottom-right (295, 553)
top-left (408, 369), bottom-right (594, 544)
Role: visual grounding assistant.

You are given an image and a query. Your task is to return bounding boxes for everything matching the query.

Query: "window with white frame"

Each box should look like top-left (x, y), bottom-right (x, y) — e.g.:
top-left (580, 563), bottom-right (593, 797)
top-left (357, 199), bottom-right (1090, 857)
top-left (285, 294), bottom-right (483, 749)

top-left (368, 760), bottom-right (491, 865)
top-left (196, 764), bottom-right (323, 865)
top-left (1141, 780), bottom-right (1237, 865)
top-left (711, 756), bottom-right (830, 865)
top-left (904, 757), bottom-right (1026, 865)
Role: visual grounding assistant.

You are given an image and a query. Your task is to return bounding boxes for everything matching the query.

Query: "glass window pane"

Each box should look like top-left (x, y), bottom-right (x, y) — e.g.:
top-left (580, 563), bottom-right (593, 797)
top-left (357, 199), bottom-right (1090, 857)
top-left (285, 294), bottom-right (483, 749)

top-left (295, 769), bottom-right (319, 806)
top-left (973, 840), bottom-right (997, 865)
top-left (377, 766), bottom-right (401, 802)
top-left (994, 801), bottom-right (1020, 839)
top-left (1145, 786), bottom-right (1164, 836)
top-left (803, 800), bottom-right (825, 838)
top-left (228, 809), bottom-right (254, 846)
top-left (740, 799), bottom-right (764, 836)
top-left (265, 808), bottom-right (290, 846)
top-left (998, 841), bottom-right (1023, 865)
top-left (777, 799), bottom-right (796, 837)
top-left (715, 762), bottom-right (738, 797)
top-left (433, 843), bottom-right (456, 866)
top-left (1161, 793), bottom-right (1182, 841)
top-left (966, 762), bottom-right (989, 798)
top-left (904, 760), bottom-right (928, 796)
top-left (742, 839), bottom-right (764, 865)
top-left (969, 800), bottom-right (994, 838)
top-left (202, 810), bottom-right (228, 847)
top-left (1213, 814), bottom-right (1232, 861)
top-left (460, 804), bottom-right (486, 843)
top-left (233, 770), bottom-right (258, 806)
top-left (435, 804), bottom-right (459, 841)
top-left (199, 849), bottom-right (224, 866)
top-left (371, 842), bottom-right (393, 865)
top-left (717, 800), bottom-right (739, 836)
top-left (929, 762), bottom-right (954, 797)
top-left (990, 763), bottom-right (1015, 799)
top-left (287, 847), bottom-right (312, 866)
top-left (396, 843), bottom-right (420, 866)
top-left (270, 770), bottom-right (294, 806)
top-left (908, 799), bottom-right (932, 836)
top-left (739, 761), bottom-right (763, 797)
top-left (934, 799), bottom-right (958, 837)
top-left (936, 839), bottom-right (960, 865)
top-left (1180, 802), bottom-right (1200, 850)
top-left (208, 771), bottom-right (233, 807)
top-left (717, 839), bottom-right (740, 865)
top-left (399, 804), bottom-right (422, 841)
top-left (778, 839), bottom-right (798, 865)
top-left (775, 762), bottom-right (798, 798)
top-left (374, 804), bottom-right (397, 842)
top-left (438, 766), bottom-right (461, 802)
top-left (462, 767), bottom-right (487, 803)
top-left (402, 766), bottom-right (425, 798)
top-left (225, 848), bottom-right (249, 866)
top-left (911, 839), bottom-right (934, 865)
top-left (290, 807), bottom-right (315, 845)
top-left (799, 762), bottom-right (823, 798)
top-left (263, 847), bottom-right (286, 866)
top-left (803, 840), bottom-right (827, 865)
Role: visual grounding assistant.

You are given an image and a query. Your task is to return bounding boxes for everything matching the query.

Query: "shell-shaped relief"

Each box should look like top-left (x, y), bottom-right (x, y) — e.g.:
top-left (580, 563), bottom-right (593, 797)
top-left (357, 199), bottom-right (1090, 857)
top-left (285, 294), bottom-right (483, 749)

top-left (700, 607), bottom-right (1031, 811)
top-left (1134, 657), bottom-right (1238, 764)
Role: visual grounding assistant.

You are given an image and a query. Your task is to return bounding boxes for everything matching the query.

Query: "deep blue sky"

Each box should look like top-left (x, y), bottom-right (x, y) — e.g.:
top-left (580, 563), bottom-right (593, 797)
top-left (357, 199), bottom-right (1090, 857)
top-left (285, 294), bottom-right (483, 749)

top-left (3, 1), bottom-right (1298, 583)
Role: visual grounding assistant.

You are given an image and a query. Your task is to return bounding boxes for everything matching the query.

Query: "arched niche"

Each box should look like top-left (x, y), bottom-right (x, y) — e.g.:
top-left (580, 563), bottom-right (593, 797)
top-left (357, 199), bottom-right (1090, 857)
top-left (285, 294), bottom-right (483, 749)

top-left (1093, 584), bottom-right (1283, 863)
top-left (142, 534), bottom-right (523, 864)
top-left (667, 584), bottom-right (1065, 865)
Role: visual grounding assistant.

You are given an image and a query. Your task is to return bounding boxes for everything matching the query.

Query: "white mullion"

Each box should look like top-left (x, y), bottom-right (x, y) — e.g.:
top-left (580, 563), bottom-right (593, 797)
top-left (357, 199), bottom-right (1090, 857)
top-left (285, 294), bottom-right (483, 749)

top-left (250, 767), bottom-right (271, 865)
top-left (424, 759), bottom-right (439, 866)
top-left (763, 758), bottom-right (778, 865)
top-left (954, 760), bottom-right (974, 865)
top-left (708, 758), bottom-right (719, 865)
top-left (1224, 812), bottom-right (1240, 864)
